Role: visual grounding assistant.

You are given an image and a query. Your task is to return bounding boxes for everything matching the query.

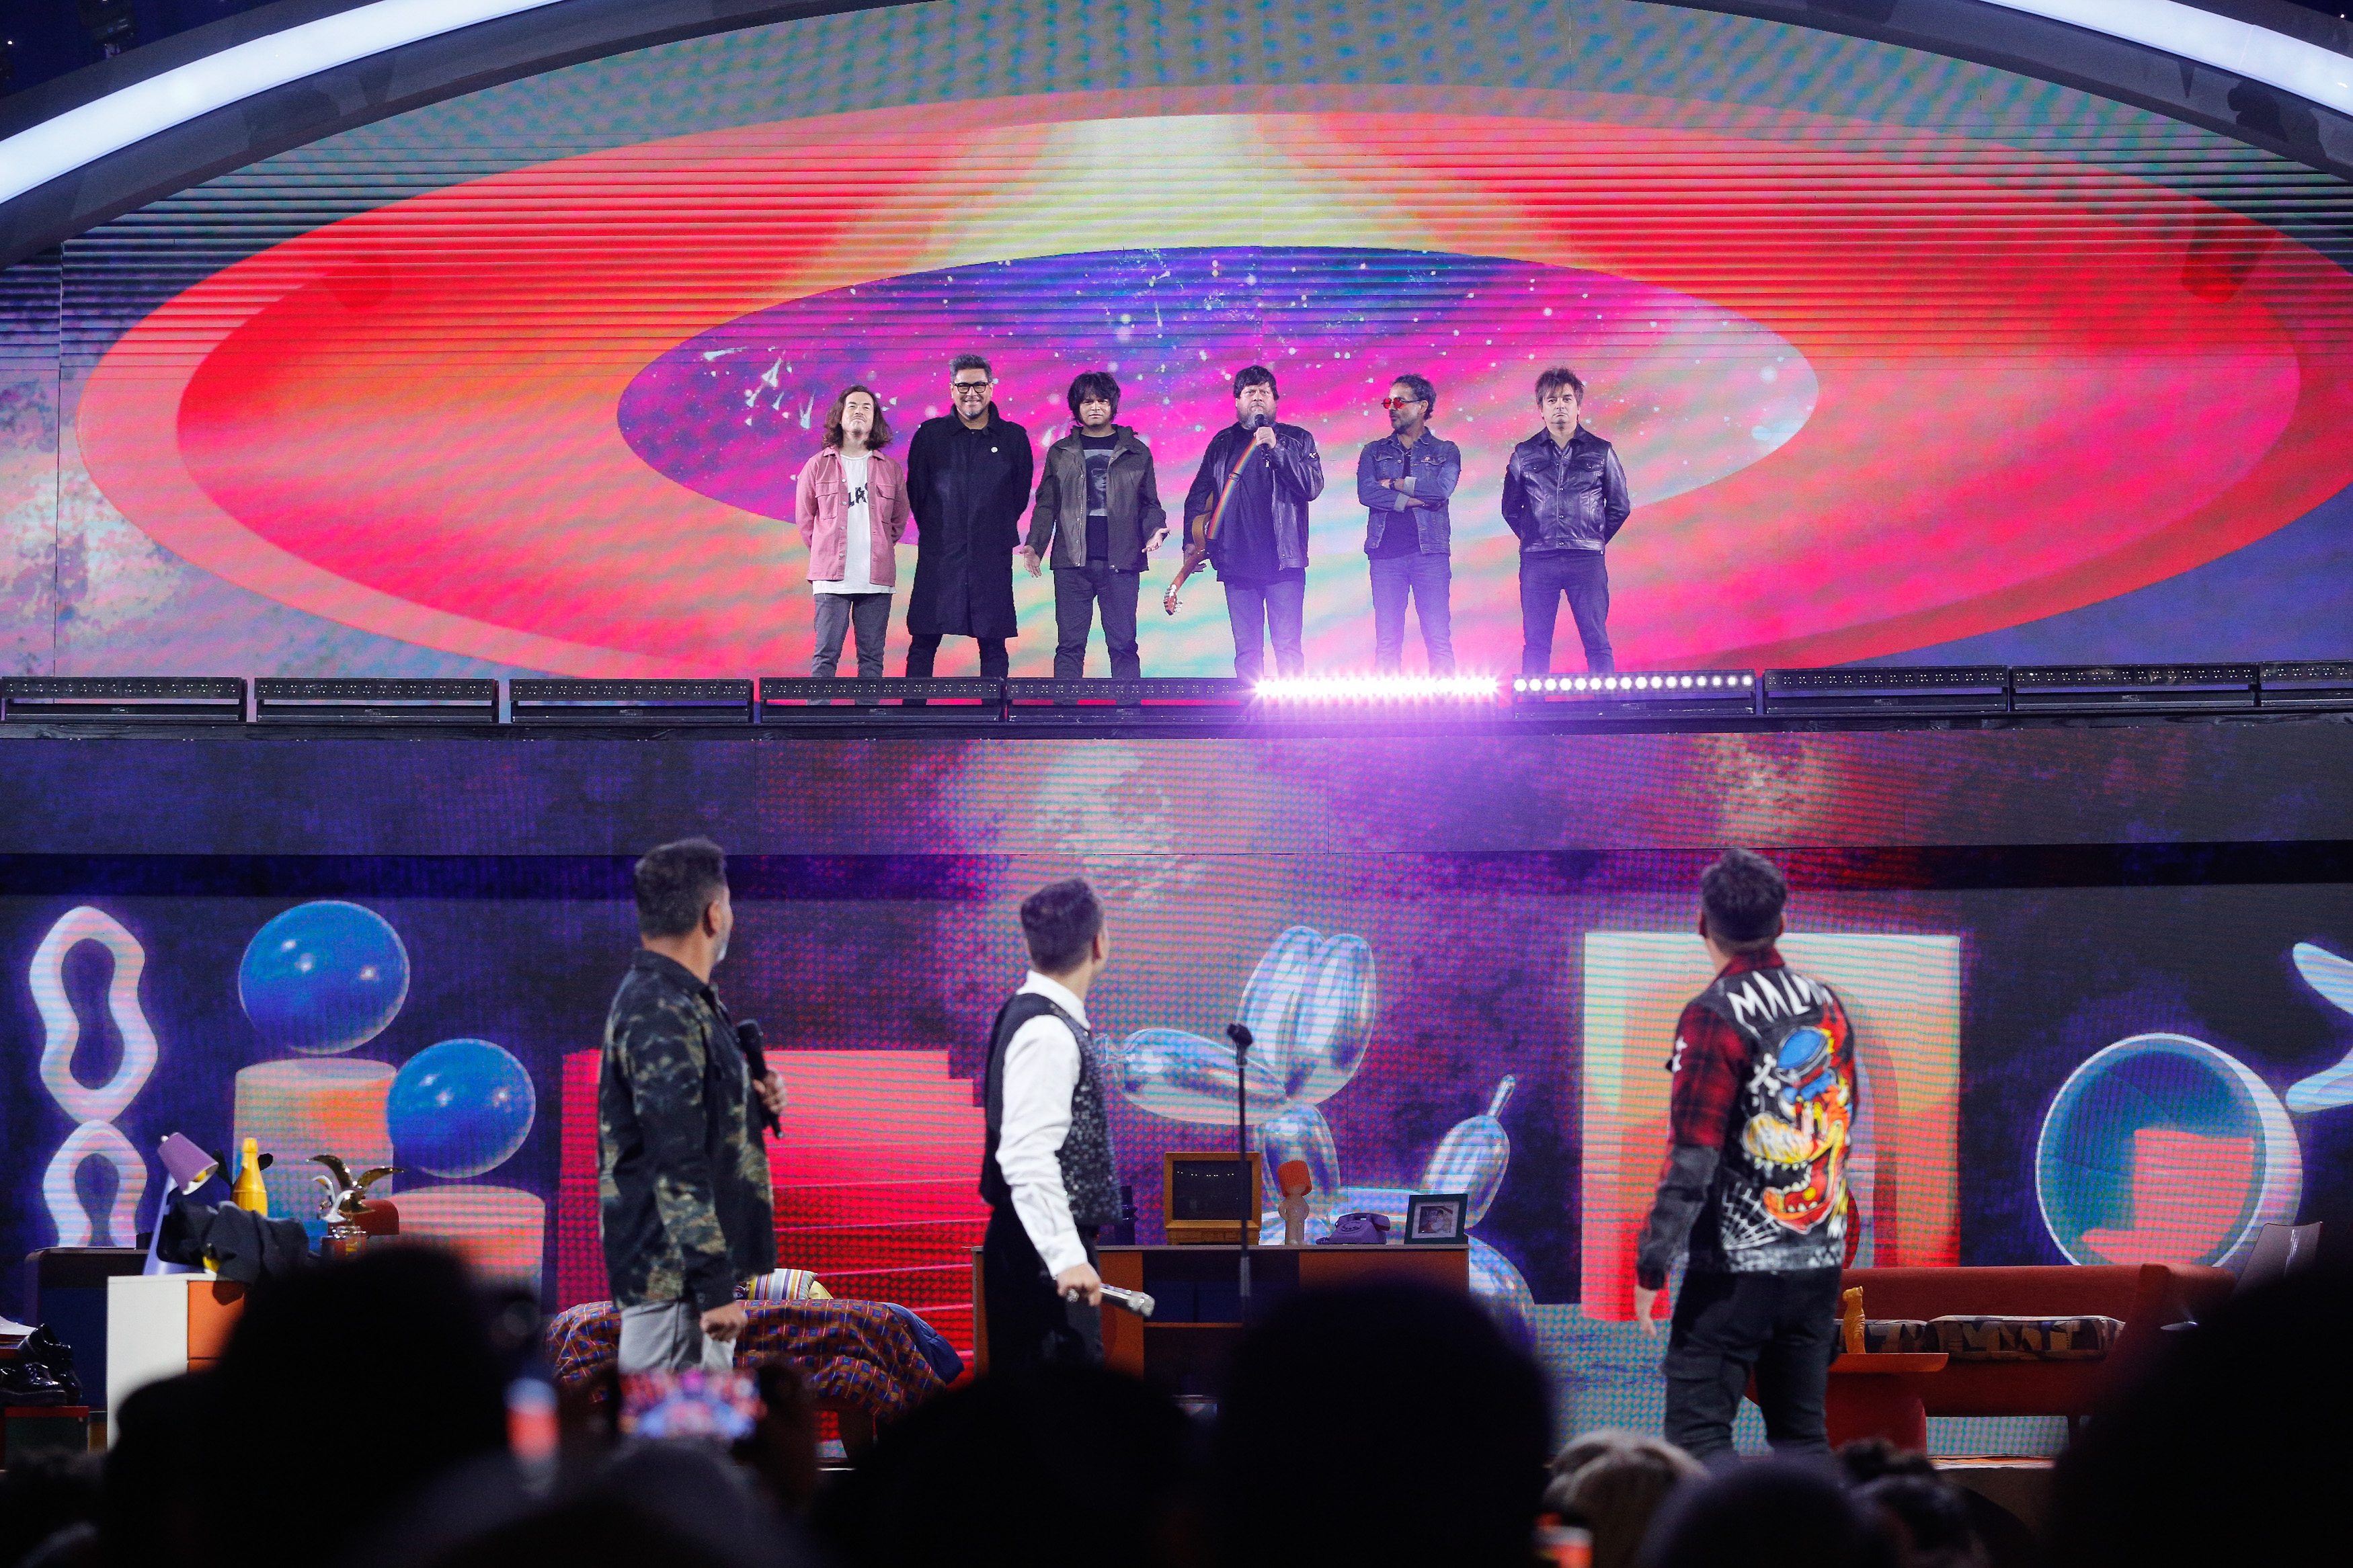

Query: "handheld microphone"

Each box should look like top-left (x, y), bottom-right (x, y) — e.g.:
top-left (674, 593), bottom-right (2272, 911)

top-left (1066, 1282), bottom-right (1157, 1317)
top-left (1241, 411), bottom-right (1271, 431)
top-left (736, 1020), bottom-right (782, 1135)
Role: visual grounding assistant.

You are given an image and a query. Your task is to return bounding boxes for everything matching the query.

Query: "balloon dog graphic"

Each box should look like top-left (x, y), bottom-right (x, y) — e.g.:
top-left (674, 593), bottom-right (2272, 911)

top-left (1117, 925), bottom-right (1538, 1331)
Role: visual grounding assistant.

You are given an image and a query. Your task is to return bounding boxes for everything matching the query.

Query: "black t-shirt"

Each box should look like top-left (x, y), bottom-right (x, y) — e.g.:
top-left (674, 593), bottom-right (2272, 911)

top-left (1081, 435), bottom-right (1116, 564)
top-left (1370, 501), bottom-right (1422, 559)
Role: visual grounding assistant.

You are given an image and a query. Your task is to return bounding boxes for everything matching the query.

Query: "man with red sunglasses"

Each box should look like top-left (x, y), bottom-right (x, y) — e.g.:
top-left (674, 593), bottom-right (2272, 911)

top-left (1355, 374), bottom-right (1460, 675)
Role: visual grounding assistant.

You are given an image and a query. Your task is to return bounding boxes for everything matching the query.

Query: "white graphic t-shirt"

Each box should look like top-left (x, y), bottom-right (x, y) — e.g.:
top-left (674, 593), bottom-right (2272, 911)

top-left (815, 450), bottom-right (875, 595)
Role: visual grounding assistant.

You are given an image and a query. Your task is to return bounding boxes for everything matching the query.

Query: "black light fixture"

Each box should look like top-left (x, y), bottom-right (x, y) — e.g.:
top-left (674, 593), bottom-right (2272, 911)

top-left (2011, 664), bottom-right (2258, 712)
top-left (2258, 661), bottom-right (2353, 710)
top-left (253, 678), bottom-right (498, 725)
top-left (1004, 677), bottom-right (1250, 729)
top-left (2, 677), bottom-right (245, 724)
top-left (1762, 666), bottom-right (2009, 717)
top-left (510, 679), bottom-right (753, 725)
top-left (757, 677), bottom-right (1002, 726)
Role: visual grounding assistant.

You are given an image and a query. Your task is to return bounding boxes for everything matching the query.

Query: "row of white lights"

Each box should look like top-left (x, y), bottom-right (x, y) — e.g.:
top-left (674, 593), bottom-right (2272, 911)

top-left (1, 0), bottom-right (2350, 211)
top-left (1254, 675), bottom-right (1503, 701)
top-left (1513, 673), bottom-right (1755, 694)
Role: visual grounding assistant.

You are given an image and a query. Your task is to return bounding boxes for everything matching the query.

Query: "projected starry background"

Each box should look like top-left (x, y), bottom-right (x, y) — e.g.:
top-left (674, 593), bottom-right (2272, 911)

top-left (5, 0), bottom-right (2353, 678)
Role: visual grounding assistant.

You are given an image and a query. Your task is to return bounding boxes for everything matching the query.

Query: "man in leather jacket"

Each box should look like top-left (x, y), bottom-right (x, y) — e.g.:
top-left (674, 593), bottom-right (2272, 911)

top-left (1501, 366), bottom-right (1632, 675)
top-left (1180, 365), bottom-right (1325, 680)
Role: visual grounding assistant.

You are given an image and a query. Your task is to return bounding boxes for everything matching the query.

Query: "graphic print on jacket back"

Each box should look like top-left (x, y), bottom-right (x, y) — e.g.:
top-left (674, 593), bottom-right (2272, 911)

top-left (1689, 961), bottom-right (1857, 1272)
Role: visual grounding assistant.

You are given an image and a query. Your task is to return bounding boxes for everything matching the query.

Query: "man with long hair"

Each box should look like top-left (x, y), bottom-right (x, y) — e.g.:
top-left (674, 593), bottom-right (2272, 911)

top-left (1174, 366), bottom-right (1324, 680)
top-left (1020, 370), bottom-right (1168, 679)
top-left (795, 385), bottom-right (911, 679)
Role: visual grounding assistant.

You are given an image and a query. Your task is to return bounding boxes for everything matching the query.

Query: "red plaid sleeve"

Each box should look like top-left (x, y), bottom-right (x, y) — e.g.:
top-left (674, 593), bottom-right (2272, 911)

top-left (1665, 999), bottom-right (1747, 1151)
top-left (1633, 999), bottom-right (1747, 1289)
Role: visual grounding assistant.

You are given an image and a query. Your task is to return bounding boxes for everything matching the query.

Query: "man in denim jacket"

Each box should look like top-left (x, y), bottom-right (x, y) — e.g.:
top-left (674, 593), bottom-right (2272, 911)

top-left (1355, 373), bottom-right (1461, 675)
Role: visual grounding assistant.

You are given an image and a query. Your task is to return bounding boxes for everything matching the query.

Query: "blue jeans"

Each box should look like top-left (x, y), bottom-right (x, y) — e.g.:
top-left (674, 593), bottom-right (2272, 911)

top-left (1368, 552), bottom-right (1453, 674)
top-left (1224, 575), bottom-right (1306, 682)
top-left (1520, 549), bottom-right (1613, 673)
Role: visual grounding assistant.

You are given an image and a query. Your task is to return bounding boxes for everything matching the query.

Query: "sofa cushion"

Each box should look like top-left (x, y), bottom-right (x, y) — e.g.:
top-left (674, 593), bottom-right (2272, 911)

top-left (1862, 1319), bottom-right (1929, 1354)
top-left (1927, 1314), bottom-right (2122, 1360)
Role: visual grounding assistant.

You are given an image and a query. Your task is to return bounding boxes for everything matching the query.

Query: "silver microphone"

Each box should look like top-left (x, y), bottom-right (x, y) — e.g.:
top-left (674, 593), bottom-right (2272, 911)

top-left (1067, 1282), bottom-right (1157, 1317)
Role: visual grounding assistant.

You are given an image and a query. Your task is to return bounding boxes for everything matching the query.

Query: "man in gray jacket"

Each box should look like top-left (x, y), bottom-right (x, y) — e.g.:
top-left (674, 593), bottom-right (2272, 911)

top-left (1021, 371), bottom-right (1168, 679)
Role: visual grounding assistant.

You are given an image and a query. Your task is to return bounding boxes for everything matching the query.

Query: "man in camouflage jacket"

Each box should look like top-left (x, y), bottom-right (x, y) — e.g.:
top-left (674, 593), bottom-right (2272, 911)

top-left (600, 837), bottom-right (783, 1372)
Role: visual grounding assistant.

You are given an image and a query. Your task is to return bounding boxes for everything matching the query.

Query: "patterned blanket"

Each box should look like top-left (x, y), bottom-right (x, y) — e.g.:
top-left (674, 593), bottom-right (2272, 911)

top-left (545, 1299), bottom-right (949, 1421)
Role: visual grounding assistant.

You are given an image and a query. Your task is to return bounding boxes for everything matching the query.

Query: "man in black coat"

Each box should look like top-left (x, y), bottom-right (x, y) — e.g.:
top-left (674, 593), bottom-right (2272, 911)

top-left (904, 354), bottom-right (1035, 679)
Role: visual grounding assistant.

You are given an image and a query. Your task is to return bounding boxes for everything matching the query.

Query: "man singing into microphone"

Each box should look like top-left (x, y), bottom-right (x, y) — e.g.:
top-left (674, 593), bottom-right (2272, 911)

top-left (600, 837), bottom-right (786, 1372)
top-left (1176, 365), bottom-right (1324, 680)
top-left (979, 877), bottom-right (1119, 1372)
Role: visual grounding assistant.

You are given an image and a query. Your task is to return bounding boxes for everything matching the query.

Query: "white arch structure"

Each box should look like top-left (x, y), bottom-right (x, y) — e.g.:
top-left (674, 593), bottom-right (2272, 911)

top-left (0, 0), bottom-right (2348, 211)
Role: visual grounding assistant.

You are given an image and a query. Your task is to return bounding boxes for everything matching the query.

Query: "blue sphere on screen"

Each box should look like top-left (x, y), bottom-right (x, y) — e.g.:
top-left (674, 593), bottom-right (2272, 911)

top-left (238, 901), bottom-right (411, 1055)
top-left (387, 1038), bottom-right (537, 1178)
top-left (2035, 1033), bottom-right (2301, 1271)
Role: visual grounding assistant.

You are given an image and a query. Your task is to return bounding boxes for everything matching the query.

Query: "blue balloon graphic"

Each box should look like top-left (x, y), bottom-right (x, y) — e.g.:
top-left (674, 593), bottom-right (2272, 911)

top-left (239, 901), bottom-right (411, 1055)
top-left (387, 1039), bottom-right (537, 1178)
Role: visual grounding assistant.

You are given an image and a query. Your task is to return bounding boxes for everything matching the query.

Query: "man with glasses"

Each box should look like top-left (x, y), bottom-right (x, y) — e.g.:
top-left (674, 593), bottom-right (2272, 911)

top-left (1355, 374), bottom-right (1460, 675)
top-left (1503, 366), bottom-right (1630, 675)
top-left (1175, 365), bottom-right (1324, 681)
top-left (904, 354), bottom-right (1035, 681)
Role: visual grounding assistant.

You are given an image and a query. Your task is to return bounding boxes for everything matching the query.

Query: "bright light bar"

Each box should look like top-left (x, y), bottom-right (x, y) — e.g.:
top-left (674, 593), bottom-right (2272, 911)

top-left (0, 0), bottom-right (567, 209)
top-left (1509, 672), bottom-right (1756, 696)
top-left (3, 0), bottom-right (2351, 216)
top-left (1254, 674), bottom-right (1503, 703)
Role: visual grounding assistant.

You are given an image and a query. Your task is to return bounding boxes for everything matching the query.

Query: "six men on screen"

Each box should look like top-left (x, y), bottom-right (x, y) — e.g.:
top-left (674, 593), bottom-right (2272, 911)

top-left (794, 357), bottom-right (1632, 682)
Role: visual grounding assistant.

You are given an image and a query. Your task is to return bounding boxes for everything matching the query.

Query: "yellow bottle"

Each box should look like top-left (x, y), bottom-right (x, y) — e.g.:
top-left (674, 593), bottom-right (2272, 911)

top-left (232, 1137), bottom-right (270, 1215)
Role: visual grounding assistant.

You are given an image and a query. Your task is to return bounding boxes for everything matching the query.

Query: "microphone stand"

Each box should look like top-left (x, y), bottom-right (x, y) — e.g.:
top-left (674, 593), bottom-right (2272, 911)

top-left (1227, 1023), bottom-right (1254, 1314)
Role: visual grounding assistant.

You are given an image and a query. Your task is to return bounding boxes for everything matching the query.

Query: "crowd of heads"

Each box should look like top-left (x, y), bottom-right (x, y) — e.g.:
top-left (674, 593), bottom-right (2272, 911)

top-left (3, 1169), bottom-right (2346, 1568)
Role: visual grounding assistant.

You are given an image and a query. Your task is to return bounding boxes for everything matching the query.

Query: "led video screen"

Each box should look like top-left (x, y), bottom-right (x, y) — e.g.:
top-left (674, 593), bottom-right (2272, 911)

top-left (5, 721), bottom-right (2352, 1448)
top-left (4, 0), bottom-right (2352, 678)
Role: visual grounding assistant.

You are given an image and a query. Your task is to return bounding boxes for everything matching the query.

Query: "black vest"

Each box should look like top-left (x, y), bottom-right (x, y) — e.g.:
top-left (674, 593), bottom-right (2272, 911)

top-left (980, 991), bottom-right (1121, 1227)
top-left (1687, 962), bottom-right (1857, 1274)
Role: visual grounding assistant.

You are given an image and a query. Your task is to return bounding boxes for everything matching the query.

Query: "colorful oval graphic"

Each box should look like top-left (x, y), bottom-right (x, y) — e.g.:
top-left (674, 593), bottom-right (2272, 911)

top-left (74, 91), bottom-right (2353, 675)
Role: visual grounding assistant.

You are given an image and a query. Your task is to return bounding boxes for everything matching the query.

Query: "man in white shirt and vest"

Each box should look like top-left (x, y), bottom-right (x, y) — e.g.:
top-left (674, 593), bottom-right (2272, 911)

top-left (979, 877), bottom-right (1121, 1373)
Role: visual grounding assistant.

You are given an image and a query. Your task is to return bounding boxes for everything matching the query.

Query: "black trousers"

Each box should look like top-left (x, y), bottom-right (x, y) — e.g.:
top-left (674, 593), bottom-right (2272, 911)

top-left (1052, 563), bottom-right (1142, 680)
top-left (1663, 1266), bottom-right (1842, 1462)
top-left (906, 633), bottom-right (1009, 680)
top-left (980, 1204), bottom-right (1101, 1375)
top-left (1519, 548), bottom-right (1613, 673)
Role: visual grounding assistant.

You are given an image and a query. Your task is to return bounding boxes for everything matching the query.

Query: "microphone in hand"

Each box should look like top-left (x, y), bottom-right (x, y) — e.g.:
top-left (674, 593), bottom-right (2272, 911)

top-left (736, 1020), bottom-right (783, 1135)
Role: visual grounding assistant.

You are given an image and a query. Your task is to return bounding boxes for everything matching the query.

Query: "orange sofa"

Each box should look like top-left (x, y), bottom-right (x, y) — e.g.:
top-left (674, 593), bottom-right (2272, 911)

top-left (1841, 1263), bottom-right (2236, 1419)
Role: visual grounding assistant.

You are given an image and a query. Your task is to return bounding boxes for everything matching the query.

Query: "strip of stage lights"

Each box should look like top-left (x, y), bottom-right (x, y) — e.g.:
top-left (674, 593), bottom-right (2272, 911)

top-left (3, 0), bottom-right (2352, 210)
top-left (1513, 671), bottom-right (1760, 719)
top-left (1253, 676), bottom-right (1504, 704)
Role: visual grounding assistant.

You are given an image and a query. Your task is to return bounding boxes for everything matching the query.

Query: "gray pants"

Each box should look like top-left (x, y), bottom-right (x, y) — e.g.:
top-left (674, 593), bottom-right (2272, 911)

top-left (616, 1299), bottom-right (737, 1374)
top-left (812, 591), bottom-right (891, 678)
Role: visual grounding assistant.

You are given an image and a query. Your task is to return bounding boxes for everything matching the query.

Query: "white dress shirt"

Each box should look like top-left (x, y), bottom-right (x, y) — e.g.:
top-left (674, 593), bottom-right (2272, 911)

top-left (994, 969), bottom-right (1093, 1277)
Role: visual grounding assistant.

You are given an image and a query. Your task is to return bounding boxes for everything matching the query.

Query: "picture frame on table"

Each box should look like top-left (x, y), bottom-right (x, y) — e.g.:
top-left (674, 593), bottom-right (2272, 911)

top-left (1404, 1192), bottom-right (1469, 1244)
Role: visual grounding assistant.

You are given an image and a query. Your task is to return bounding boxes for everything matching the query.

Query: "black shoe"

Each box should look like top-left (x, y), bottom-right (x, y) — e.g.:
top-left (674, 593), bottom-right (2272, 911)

top-left (0, 1358), bottom-right (72, 1407)
top-left (19, 1325), bottom-right (83, 1404)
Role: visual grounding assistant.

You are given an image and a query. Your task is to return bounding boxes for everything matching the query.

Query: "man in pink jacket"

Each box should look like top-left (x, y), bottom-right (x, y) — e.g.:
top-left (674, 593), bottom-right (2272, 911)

top-left (795, 384), bottom-right (914, 677)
